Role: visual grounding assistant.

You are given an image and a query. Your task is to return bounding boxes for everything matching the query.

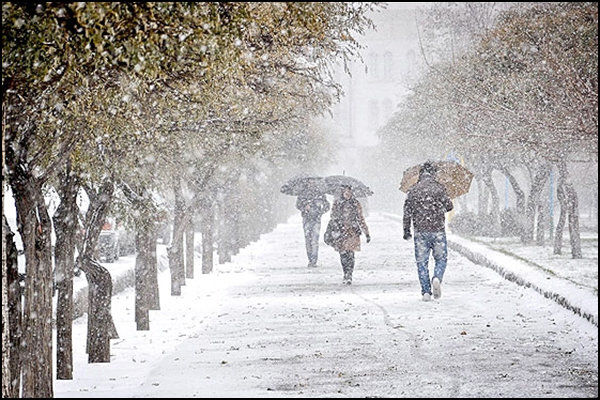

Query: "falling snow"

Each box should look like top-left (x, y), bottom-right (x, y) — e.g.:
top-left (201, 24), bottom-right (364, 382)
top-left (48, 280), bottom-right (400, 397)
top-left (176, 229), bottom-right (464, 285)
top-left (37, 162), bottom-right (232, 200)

top-left (2, 2), bottom-right (597, 399)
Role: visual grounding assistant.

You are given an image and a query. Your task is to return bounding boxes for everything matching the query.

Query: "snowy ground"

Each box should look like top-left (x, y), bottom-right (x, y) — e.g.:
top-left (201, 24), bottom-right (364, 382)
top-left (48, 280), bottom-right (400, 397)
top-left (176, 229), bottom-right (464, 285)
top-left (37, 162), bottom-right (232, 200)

top-left (55, 213), bottom-right (598, 398)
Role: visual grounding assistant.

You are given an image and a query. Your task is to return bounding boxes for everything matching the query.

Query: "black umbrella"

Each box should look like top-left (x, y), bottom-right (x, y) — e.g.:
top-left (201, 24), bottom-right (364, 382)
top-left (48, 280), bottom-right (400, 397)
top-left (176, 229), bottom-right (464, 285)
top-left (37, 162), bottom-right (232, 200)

top-left (280, 175), bottom-right (325, 196)
top-left (323, 175), bottom-right (373, 198)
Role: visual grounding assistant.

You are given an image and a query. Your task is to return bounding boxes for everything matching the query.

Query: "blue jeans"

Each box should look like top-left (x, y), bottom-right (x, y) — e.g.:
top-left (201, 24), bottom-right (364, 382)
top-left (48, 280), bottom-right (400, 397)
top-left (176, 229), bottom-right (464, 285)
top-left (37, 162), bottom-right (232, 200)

top-left (303, 217), bottom-right (321, 265)
top-left (413, 232), bottom-right (447, 295)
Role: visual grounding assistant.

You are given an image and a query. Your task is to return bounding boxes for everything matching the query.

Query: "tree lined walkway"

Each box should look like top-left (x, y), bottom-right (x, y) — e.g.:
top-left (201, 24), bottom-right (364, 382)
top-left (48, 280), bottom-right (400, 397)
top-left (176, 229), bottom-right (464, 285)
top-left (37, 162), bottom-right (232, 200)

top-left (2, 5), bottom-right (378, 395)
top-left (56, 213), bottom-right (598, 398)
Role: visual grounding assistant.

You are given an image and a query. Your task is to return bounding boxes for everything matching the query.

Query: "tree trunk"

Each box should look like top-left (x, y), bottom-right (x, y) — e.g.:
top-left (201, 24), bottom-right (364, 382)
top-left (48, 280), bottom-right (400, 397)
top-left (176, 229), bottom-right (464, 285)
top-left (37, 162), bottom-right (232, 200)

top-left (553, 162), bottom-right (583, 258)
top-left (5, 114), bottom-right (55, 397)
top-left (218, 190), bottom-right (243, 261)
top-left (79, 180), bottom-right (118, 363)
top-left (53, 161), bottom-right (79, 380)
top-left (147, 227), bottom-right (160, 310)
top-left (2, 214), bottom-right (12, 399)
top-left (525, 164), bottom-right (550, 244)
top-left (134, 220), bottom-right (160, 329)
top-left (185, 222), bottom-right (195, 279)
top-left (217, 205), bottom-right (232, 264)
top-left (232, 218), bottom-right (243, 255)
top-left (202, 205), bottom-right (215, 274)
top-left (168, 179), bottom-right (186, 295)
top-left (566, 182), bottom-right (582, 259)
top-left (2, 105), bottom-right (10, 400)
top-left (536, 202), bottom-right (548, 246)
top-left (119, 182), bottom-right (160, 311)
top-left (553, 180), bottom-right (567, 255)
top-left (3, 214), bottom-right (21, 398)
top-left (82, 258), bottom-right (117, 362)
top-left (135, 226), bottom-right (151, 330)
top-left (482, 172), bottom-right (500, 235)
top-left (13, 180), bottom-right (54, 398)
top-left (548, 171), bottom-right (555, 242)
top-left (500, 166), bottom-right (527, 241)
top-left (500, 167), bottom-right (526, 211)
top-left (218, 241), bottom-right (232, 264)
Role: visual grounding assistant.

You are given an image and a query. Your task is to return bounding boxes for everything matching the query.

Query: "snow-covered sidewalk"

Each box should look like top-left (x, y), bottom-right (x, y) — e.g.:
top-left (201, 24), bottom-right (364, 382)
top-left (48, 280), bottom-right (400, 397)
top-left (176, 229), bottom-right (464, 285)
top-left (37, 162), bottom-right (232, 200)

top-left (55, 213), bottom-right (598, 398)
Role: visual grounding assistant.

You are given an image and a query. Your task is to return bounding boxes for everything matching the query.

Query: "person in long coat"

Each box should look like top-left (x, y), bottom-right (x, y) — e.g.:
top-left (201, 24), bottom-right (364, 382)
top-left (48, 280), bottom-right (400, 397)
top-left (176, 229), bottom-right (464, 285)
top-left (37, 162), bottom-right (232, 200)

top-left (327, 185), bottom-right (370, 285)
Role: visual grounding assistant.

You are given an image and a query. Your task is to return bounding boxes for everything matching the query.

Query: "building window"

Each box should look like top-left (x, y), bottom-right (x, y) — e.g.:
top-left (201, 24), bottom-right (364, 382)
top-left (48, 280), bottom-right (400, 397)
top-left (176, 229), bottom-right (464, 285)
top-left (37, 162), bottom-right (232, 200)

top-left (383, 51), bottom-right (393, 80)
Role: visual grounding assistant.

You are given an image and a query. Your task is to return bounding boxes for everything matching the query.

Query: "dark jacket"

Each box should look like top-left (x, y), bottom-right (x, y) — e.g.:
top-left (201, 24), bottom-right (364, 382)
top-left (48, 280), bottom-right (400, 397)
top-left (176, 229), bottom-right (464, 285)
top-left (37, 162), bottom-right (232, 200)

top-left (296, 194), bottom-right (330, 220)
top-left (403, 174), bottom-right (453, 234)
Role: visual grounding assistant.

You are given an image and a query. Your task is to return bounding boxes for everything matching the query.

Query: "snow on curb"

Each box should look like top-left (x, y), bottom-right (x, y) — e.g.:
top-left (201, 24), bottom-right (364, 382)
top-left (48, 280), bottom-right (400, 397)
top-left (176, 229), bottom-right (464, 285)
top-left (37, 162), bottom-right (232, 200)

top-left (382, 212), bottom-right (598, 327)
top-left (446, 237), bottom-right (598, 327)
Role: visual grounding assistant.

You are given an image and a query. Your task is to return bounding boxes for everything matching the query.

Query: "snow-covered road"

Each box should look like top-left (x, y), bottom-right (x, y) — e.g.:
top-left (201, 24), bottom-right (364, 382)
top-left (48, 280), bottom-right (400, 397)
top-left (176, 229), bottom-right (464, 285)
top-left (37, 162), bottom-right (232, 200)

top-left (55, 213), bottom-right (598, 398)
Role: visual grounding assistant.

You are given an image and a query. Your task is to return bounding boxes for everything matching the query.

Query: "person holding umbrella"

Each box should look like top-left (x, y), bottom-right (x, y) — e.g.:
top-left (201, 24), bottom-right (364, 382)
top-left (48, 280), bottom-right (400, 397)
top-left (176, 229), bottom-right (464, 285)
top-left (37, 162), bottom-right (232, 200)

top-left (296, 183), bottom-right (330, 268)
top-left (403, 161), bottom-right (454, 301)
top-left (325, 185), bottom-right (370, 285)
top-left (281, 176), bottom-right (330, 268)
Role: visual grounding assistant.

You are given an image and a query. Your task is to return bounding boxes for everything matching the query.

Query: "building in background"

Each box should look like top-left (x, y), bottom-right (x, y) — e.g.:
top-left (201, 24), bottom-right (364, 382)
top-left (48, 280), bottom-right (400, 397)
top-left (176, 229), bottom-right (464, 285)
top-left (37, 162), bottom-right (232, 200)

top-left (325, 3), bottom-right (425, 177)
